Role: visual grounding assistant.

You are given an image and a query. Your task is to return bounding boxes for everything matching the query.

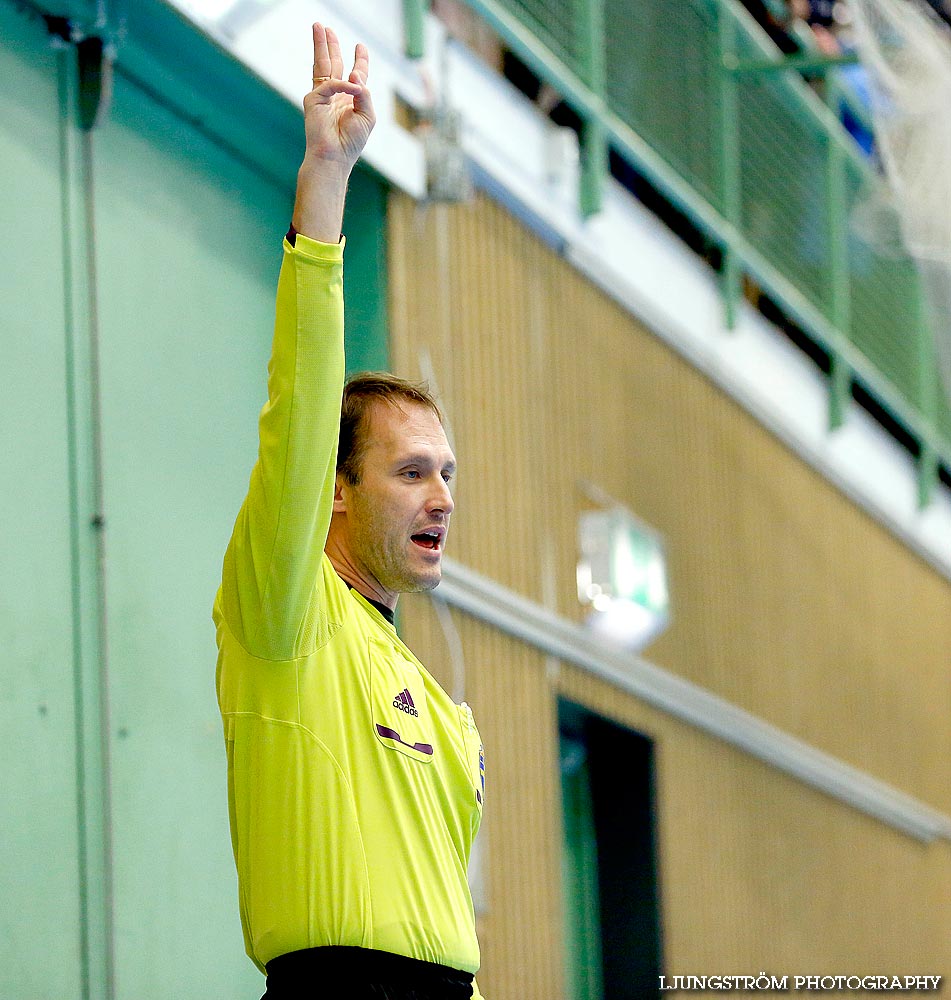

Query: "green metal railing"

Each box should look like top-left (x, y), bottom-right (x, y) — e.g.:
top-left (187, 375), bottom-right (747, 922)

top-left (405, 0), bottom-right (947, 507)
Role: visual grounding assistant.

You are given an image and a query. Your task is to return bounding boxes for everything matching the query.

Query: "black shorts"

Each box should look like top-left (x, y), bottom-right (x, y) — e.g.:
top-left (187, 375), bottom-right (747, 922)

top-left (261, 946), bottom-right (475, 1000)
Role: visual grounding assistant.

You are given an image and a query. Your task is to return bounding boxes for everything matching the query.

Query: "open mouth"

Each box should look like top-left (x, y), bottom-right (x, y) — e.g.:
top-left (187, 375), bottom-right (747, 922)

top-left (411, 531), bottom-right (442, 551)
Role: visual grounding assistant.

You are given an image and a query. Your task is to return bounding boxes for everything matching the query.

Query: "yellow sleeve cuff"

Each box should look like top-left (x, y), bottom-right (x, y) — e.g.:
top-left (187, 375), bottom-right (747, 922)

top-left (283, 232), bottom-right (346, 261)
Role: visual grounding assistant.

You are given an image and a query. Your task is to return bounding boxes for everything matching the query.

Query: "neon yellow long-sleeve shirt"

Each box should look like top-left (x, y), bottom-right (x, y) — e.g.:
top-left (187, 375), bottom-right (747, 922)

top-left (213, 234), bottom-right (483, 983)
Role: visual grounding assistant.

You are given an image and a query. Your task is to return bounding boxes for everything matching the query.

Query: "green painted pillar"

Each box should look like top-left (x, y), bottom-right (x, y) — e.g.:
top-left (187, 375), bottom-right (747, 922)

top-left (716, 4), bottom-right (742, 330)
top-left (343, 167), bottom-right (390, 374)
top-left (825, 88), bottom-right (852, 432)
top-left (917, 439), bottom-right (938, 509)
top-left (914, 263), bottom-right (940, 508)
top-left (403, 0), bottom-right (427, 59)
top-left (577, 0), bottom-right (607, 218)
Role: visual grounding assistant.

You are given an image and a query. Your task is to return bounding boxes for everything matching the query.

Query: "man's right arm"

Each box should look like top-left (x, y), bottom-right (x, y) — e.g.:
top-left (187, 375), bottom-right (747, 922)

top-left (218, 24), bottom-right (375, 660)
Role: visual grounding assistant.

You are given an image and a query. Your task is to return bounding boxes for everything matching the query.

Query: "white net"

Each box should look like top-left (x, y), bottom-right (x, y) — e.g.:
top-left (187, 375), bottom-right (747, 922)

top-left (849, 0), bottom-right (951, 397)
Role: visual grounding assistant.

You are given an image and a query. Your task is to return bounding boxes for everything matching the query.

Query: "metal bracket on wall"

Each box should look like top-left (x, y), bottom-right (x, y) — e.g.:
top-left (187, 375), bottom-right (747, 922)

top-left (77, 34), bottom-right (113, 130)
top-left (43, 9), bottom-right (117, 131)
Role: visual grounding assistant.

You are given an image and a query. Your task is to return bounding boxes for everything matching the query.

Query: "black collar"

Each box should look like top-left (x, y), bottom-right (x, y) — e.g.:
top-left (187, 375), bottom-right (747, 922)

top-left (345, 582), bottom-right (396, 625)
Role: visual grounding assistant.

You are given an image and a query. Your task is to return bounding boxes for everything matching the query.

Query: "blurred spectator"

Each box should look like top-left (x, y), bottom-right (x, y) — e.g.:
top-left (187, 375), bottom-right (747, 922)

top-left (806, 0), bottom-right (838, 26)
top-left (809, 3), bottom-right (876, 156)
top-left (737, 0), bottom-right (809, 52)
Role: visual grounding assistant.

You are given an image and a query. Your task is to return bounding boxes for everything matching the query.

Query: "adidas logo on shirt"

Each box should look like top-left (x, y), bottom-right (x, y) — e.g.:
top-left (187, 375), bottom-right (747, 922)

top-left (392, 688), bottom-right (419, 718)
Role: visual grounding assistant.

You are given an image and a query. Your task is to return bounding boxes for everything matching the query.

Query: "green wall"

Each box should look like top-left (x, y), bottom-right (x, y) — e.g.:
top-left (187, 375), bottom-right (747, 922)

top-left (1, 8), bottom-right (84, 998)
top-left (0, 3), bottom-right (387, 997)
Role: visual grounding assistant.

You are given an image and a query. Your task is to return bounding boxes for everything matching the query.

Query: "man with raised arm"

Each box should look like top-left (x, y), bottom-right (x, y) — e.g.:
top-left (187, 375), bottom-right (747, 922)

top-left (213, 23), bottom-right (485, 1000)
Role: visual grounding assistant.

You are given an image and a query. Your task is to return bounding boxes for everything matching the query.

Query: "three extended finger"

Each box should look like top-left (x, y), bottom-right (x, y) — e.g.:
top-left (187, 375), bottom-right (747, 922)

top-left (312, 22), bottom-right (332, 82)
top-left (350, 43), bottom-right (369, 86)
top-left (326, 26), bottom-right (345, 81)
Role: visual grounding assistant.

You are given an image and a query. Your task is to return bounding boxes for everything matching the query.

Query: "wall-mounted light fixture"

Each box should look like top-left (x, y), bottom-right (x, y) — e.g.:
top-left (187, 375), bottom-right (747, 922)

top-left (577, 507), bottom-right (669, 650)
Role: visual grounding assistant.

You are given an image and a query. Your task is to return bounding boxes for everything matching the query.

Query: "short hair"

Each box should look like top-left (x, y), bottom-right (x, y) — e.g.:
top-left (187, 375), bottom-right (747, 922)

top-left (337, 372), bottom-right (443, 485)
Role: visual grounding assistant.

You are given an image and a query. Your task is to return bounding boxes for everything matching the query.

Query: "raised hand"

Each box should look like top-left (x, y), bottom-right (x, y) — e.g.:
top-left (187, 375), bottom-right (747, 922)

top-left (293, 23), bottom-right (376, 243)
top-left (303, 23), bottom-right (375, 169)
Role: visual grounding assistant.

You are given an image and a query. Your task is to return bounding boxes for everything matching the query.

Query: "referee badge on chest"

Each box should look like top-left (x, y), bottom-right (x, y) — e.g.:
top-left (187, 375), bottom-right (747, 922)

top-left (370, 637), bottom-right (434, 763)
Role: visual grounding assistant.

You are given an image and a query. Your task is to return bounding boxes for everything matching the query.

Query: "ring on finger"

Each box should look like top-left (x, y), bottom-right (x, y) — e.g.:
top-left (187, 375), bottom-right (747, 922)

top-left (314, 75), bottom-right (332, 82)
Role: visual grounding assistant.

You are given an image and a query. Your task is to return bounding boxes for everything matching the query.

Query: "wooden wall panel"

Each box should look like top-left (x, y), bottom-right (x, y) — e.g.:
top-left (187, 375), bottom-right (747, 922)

top-left (400, 594), bottom-right (565, 1000)
top-left (388, 191), bottom-right (950, 807)
top-left (388, 191), bottom-right (951, 995)
top-left (557, 665), bottom-right (947, 976)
